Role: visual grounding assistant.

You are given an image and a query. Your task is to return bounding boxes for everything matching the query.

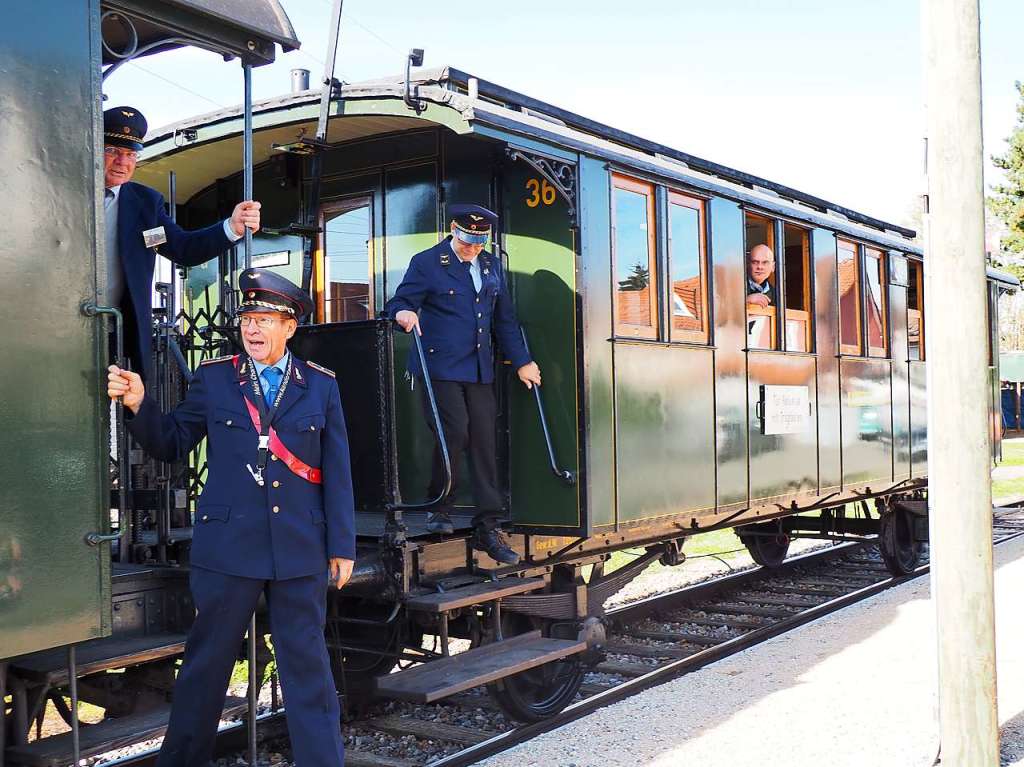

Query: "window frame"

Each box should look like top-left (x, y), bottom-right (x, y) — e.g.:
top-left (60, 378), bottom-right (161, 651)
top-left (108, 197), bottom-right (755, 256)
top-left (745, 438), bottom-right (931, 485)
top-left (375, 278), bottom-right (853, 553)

top-left (744, 212), bottom-right (778, 351)
top-left (782, 222), bottom-right (813, 353)
top-left (837, 238), bottom-right (863, 356)
top-left (666, 190), bottom-right (710, 345)
top-left (611, 174), bottom-right (659, 340)
top-left (316, 195), bottom-right (375, 325)
top-left (907, 258), bottom-right (925, 361)
top-left (863, 246), bottom-right (889, 358)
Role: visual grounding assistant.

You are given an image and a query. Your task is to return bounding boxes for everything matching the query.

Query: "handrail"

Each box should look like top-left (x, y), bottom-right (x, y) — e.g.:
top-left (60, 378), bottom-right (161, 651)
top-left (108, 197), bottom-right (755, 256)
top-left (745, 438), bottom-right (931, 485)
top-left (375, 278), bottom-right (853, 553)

top-left (519, 327), bottom-right (575, 486)
top-left (389, 326), bottom-right (453, 511)
top-left (83, 302), bottom-right (131, 558)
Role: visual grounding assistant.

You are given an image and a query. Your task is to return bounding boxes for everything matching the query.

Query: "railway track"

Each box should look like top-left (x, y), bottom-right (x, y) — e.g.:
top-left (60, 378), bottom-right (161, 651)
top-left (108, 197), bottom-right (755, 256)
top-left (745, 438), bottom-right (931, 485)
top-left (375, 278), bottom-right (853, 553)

top-left (87, 507), bottom-right (1024, 767)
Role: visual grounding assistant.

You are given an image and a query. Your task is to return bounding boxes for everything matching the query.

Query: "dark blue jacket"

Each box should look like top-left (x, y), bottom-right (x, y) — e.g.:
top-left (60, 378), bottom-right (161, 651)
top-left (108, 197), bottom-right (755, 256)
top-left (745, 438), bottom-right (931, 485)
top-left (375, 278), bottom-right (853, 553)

top-left (383, 237), bottom-right (531, 384)
top-left (117, 182), bottom-right (232, 377)
top-left (127, 353), bottom-right (356, 580)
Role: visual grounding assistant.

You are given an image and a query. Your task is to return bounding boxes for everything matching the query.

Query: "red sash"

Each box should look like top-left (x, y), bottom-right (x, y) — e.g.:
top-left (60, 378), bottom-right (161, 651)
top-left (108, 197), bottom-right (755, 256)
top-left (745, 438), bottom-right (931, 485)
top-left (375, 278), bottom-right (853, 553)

top-left (232, 356), bottom-right (323, 484)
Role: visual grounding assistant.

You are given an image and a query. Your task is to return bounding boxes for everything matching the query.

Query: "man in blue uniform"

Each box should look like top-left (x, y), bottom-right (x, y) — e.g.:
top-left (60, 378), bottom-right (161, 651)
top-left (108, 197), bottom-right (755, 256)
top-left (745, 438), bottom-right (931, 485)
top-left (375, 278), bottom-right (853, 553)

top-left (103, 106), bottom-right (262, 378)
top-left (384, 204), bottom-right (541, 565)
top-left (107, 269), bottom-right (354, 767)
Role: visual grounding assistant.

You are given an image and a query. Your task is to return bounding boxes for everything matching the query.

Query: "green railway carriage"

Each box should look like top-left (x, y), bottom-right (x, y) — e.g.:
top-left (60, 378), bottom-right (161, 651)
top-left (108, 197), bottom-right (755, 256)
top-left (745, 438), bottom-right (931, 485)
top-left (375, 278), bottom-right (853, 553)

top-left (1, 6), bottom-right (1019, 759)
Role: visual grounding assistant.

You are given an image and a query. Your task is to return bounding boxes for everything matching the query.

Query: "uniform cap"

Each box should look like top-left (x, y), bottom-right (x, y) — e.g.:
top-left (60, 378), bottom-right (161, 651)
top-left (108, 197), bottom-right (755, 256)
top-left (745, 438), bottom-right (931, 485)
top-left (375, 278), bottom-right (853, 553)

top-left (103, 106), bottom-right (148, 151)
top-left (237, 268), bottom-right (314, 319)
top-left (450, 203), bottom-right (497, 245)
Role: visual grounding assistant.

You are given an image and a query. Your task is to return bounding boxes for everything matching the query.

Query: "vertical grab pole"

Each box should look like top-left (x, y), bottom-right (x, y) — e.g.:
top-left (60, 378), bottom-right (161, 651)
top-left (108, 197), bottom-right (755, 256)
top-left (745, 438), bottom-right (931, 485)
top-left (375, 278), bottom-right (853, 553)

top-left (247, 615), bottom-right (258, 766)
top-left (242, 60), bottom-right (257, 766)
top-left (68, 646), bottom-right (80, 766)
top-left (242, 62), bottom-right (254, 272)
top-left (923, 0), bottom-right (999, 764)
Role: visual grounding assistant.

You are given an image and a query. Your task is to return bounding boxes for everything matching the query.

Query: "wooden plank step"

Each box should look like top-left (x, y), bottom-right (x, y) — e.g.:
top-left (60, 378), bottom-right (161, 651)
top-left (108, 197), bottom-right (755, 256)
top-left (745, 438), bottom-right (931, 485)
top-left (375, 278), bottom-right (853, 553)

top-left (10, 632), bottom-right (187, 685)
top-left (5, 696), bottom-right (245, 767)
top-left (367, 714), bottom-right (496, 745)
top-left (345, 751), bottom-right (418, 767)
top-left (375, 631), bottom-right (587, 703)
top-left (406, 577), bottom-right (546, 613)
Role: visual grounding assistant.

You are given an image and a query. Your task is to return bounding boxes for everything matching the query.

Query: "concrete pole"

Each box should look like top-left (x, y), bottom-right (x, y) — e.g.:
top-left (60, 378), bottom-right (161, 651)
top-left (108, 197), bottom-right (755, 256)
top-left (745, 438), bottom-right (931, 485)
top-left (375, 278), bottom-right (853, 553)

top-left (923, 1), bottom-right (999, 764)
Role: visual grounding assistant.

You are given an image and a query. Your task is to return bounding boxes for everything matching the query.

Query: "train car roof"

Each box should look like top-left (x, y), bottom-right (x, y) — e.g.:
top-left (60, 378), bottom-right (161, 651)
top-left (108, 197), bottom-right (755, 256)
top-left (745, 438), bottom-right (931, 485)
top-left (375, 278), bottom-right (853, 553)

top-left (139, 66), bottom-right (925, 254)
top-left (101, 0), bottom-right (299, 66)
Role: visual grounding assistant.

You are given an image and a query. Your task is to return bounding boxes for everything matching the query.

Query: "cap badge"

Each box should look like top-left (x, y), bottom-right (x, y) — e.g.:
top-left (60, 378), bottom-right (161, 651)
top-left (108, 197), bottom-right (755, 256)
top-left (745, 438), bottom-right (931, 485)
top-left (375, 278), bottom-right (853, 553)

top-left (470, 214), bottom-right (483, 221)
top-left (247, 292), bottom-right (255, 298)
top-left (122, 127), bottom-right (131, 134)
top-left (121, 110), bottom-right (135, 117)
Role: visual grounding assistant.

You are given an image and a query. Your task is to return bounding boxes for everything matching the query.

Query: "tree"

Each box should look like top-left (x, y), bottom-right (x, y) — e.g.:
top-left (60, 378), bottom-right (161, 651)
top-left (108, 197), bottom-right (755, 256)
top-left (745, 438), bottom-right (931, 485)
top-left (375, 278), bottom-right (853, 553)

top-left (618, 263), bottom-right (649, 291)
top-left (988, 81), bottom-right (1024, 281)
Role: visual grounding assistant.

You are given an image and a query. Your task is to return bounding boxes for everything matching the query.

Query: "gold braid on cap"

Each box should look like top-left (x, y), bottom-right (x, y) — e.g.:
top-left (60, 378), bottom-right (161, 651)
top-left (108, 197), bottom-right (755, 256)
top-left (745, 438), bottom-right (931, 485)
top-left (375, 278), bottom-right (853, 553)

top-left (238, 298), bottom-right (295, 315)
top-left (454, 220), bottom-right (491, 235)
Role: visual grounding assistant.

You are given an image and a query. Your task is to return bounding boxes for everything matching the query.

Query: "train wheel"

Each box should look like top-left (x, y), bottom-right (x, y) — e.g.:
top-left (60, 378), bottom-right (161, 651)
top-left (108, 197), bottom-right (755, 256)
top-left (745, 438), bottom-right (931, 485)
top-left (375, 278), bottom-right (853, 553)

top-left (738, 523), bottom-right (790, 568)
top-left (487, 613), bottom-right (585, 723)
top-left (878, 507), bottom-right (921, 576)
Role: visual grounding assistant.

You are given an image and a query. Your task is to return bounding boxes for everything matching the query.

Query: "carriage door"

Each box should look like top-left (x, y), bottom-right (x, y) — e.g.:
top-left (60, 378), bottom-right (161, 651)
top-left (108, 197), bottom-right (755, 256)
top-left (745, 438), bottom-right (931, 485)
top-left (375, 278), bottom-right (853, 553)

top-left (1, 0), bottom-right (109, 659)
top-left (501, 152), bottom-right (582, 531)
top-left (744, 214), bottom-right (819, 504)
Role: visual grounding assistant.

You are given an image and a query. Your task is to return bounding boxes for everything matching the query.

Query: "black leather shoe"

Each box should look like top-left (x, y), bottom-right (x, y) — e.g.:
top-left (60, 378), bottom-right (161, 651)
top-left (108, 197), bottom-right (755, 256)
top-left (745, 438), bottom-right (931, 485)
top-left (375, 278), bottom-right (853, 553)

top-left (426, 511), bottom-right (454, 535)
top-left (473, 528), bottom-right (520, 565)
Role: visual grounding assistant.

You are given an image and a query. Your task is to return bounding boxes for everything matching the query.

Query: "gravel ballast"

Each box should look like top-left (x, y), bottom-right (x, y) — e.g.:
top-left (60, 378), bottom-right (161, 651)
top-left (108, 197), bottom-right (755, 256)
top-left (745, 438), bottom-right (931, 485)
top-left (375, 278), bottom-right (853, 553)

top-left (478, 535), bottom-right (1024, 767)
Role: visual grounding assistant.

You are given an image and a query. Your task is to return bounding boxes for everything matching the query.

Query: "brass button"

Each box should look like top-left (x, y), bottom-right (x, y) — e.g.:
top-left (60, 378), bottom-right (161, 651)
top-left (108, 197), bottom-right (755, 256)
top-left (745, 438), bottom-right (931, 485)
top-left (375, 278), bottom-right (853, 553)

top-left (477, 343), bottom-right (481, 349)
top-left (271, 455), bottom-right (279, 462)
top-left (475, 297), bottom-right (480, 303)
top-left (272, 505), bottom-right (280, 514)
top-left (201, 514), bottom-right (208, 521)
top-left (310, 425), bottom-right (316, 431)
top-left (272, 480), bottom-right (280, 488)
top-left (449, 289), bottom-right (454, 295)
top-left (477, 312), bottom-right (482, 318)
top-left (225, 420), bottom-right (232, 426)
top-left (478, 328), bottom-right (483, 333)
top-left (429, 348), bottom-right (434, 353)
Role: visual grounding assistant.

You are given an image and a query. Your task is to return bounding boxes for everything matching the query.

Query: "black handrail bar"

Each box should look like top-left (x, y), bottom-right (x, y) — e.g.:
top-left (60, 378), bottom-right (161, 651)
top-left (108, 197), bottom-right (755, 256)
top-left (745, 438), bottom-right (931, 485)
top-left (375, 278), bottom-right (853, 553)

top-left (388, 327), bottom-right (453, 511)
top-left (520, 327), bottom-right (575, 486)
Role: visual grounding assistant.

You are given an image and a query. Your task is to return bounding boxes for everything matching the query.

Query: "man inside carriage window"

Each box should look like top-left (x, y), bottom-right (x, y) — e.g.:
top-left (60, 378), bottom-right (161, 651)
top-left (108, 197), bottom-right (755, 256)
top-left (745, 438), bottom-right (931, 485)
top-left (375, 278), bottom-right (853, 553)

top-left (384, 203), bottom-right (542, 565)
top-left (746, 243), bottom-right (776, 306)
top-left (102, 105), bottom-right (262, 379)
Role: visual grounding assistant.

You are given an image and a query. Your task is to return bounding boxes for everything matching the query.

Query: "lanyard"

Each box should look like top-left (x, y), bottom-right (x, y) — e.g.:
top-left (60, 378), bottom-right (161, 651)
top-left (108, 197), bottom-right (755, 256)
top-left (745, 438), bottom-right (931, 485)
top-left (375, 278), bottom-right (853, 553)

top-left (245, 355), bottom-right (292, 486)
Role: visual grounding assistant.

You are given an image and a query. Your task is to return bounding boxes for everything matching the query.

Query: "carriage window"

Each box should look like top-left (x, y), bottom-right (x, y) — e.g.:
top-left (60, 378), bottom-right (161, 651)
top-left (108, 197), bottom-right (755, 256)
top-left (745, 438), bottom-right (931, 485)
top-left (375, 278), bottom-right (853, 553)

top-left (745, 213), bottom-right (776, 350)
top-left (319, 197), bottom-right (373, 323)
top-left (864, 247), bottom-right (888, 357)
top-left (907, 259), bottom-right (925, 360)
top-left (612, 175), bottom-right (658, 339)
top-left (783, 224), bottom-right (812, 352)
top-left (668, 192), bottom-right (708, 344)
top-left (838, 239), bottom-right (862, 355)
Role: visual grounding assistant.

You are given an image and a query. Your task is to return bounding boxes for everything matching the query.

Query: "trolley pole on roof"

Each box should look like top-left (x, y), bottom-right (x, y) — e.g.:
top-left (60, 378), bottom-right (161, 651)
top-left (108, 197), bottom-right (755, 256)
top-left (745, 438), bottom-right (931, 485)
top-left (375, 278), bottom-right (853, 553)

top-left (922, 1), bottom-right (999, 764)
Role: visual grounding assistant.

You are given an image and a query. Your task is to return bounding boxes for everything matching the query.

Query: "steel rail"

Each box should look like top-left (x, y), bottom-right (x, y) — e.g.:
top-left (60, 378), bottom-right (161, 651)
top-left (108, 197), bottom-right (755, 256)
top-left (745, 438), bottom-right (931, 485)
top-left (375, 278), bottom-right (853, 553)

top-left (428, 519), bottom-right (1024, 767)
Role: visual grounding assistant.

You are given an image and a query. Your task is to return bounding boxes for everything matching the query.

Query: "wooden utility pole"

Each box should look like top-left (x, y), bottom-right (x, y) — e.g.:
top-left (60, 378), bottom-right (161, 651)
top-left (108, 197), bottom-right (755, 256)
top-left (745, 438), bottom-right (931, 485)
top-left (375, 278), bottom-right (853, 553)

top-left (923, 0), bottom-right (999, 764)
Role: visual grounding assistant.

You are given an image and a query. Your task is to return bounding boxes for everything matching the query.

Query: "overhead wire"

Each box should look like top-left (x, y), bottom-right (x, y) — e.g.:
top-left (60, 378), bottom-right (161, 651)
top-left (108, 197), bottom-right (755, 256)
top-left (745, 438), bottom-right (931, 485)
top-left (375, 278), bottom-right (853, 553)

top-left (126, 60), bottom-right (229, 110)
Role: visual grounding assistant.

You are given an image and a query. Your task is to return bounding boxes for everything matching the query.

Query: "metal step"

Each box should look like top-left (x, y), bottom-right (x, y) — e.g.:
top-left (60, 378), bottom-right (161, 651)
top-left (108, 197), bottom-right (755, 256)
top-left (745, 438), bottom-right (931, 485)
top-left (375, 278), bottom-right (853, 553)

top-left (4, 696), bottom-right (246, 767)
top-left (9, 632), bottom-right (187, 686)
top-left (374, 630), bottom-right (587, 703)
top-left (405, 577), bottom-right (547, 613)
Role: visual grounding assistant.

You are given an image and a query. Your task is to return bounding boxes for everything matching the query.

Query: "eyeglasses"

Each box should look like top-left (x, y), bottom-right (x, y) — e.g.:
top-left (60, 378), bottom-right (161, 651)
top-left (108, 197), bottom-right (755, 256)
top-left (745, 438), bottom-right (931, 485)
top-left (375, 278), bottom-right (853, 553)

top-left (235, 315), bottom-right (288, 329)
top-left (104, 147), bottom-right (139, 161)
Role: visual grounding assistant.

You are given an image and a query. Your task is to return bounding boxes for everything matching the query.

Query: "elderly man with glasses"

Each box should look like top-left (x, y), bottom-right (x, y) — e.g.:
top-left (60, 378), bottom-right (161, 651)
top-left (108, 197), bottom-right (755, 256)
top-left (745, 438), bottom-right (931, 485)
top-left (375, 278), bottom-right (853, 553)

top-left (102, 105), bottom-right (261, 379)
top-left (107, 267), bottom-right (355, 767)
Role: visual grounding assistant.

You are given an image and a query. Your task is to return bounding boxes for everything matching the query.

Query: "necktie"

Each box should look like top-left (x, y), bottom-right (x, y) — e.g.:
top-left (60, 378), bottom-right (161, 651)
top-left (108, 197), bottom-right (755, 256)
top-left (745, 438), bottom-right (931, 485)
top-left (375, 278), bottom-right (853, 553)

top-left (104, 188), bottom-right (115, 209)
top-left (262, 367), bottom-right (282, 405)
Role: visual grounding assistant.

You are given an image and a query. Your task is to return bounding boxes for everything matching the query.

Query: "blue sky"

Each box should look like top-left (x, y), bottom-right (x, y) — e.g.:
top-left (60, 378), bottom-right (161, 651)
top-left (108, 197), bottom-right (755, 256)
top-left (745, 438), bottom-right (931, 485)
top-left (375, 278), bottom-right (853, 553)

top-left (104, 0), bottom-right (1023, 227)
